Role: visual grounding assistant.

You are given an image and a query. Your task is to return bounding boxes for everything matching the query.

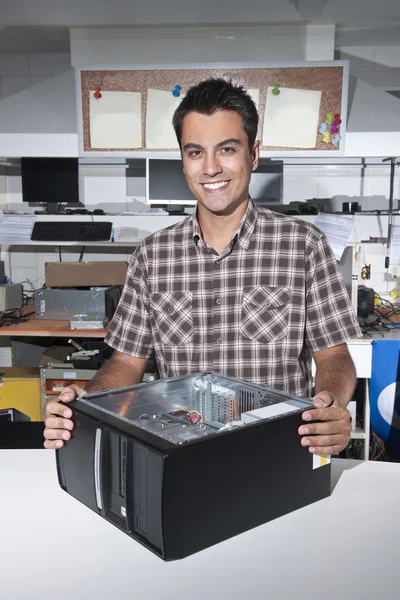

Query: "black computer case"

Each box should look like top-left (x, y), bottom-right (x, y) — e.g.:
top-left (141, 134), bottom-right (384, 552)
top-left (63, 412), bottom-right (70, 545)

top-left (56, 372), bottom-right (331, 561)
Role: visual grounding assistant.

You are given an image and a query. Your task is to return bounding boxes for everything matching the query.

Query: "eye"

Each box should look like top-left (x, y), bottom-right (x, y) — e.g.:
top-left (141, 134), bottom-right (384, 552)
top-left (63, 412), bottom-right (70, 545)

top-left (188, 150), bottom-right (202, 158)
top-left (219, 146), bottom-right (235, 155)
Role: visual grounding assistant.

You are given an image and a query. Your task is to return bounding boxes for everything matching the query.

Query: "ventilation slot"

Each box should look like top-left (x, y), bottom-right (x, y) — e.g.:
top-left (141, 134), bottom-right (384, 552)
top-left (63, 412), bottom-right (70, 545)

top-left (238, 388), bottom-right (255, 414)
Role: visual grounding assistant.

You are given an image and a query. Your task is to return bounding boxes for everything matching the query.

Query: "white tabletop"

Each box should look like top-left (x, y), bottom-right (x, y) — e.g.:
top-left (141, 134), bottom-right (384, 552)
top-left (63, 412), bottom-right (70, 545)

top-left (0, 451), bottom-right (399, 600)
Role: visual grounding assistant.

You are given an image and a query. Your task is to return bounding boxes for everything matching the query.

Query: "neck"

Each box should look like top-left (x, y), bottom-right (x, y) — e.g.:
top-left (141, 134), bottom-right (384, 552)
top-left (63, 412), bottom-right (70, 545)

top-left (197, 199), bottom-right (249, 254)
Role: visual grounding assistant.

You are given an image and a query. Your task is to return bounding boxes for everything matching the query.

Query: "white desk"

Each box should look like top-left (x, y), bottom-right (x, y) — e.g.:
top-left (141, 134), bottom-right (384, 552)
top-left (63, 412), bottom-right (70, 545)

top-left (0, 451), bottom-right (399, 600)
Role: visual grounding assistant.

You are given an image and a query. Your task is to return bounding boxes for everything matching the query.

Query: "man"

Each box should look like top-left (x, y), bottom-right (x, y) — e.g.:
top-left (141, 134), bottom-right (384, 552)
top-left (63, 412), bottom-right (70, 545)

top-left (44, 78), bottom-right (362, 455)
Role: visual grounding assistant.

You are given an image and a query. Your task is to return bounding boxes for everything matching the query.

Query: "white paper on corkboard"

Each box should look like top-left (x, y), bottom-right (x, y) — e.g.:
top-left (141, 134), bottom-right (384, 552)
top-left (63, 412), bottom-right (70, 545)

top-left (247, 88), bottom-right (260, 110)
top-left (146, 89), bottom-right (181, 149)
top-left (263, 87), bottom-right (322, 149)
top-left (89, 91), bottom-right (142, 149)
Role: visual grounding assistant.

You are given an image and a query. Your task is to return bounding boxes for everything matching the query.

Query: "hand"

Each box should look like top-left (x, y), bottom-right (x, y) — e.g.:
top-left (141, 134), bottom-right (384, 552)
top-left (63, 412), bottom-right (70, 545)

top-left (43, 384), bottom-right (85, 450)
top-left (298, 391), bottom-right (352, 455)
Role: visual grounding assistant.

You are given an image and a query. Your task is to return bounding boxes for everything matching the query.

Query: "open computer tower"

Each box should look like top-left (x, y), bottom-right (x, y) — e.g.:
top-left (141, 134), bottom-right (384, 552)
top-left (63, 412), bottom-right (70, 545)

top-left (56, 372), bottom-right (331, 561)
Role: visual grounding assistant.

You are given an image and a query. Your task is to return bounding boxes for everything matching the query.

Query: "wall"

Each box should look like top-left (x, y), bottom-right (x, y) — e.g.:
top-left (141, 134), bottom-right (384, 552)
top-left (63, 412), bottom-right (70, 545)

top-left (0, 52), bottom-right (71, 100)
top-left (337, 45), bottom-right (400, 92)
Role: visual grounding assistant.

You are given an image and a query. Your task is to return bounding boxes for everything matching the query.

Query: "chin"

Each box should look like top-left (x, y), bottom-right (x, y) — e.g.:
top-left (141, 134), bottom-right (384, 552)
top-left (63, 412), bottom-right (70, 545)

top-left (204, 200), bottom-right (233, 215)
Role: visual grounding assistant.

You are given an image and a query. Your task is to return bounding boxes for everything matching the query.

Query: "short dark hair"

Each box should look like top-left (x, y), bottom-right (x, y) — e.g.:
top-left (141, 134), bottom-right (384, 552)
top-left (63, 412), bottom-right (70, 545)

top-left (172, 78), bottom-right (259, 153)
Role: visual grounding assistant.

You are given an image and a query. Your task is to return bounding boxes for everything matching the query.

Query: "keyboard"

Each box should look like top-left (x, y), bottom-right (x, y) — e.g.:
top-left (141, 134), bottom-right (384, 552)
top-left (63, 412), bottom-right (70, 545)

top-left (31, 221), bottom-right (113, 242)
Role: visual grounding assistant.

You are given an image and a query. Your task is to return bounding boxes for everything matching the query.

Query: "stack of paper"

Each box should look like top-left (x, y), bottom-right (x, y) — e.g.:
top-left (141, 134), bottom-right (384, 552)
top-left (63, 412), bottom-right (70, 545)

top-left (0, 212), bottom-right (38, 244)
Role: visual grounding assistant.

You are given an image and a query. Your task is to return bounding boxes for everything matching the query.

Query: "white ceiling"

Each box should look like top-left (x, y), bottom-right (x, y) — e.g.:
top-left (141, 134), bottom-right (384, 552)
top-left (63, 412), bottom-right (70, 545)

top-left (1, 0), bottom-right (400, 27)
top-left (0, 0), bottom-right (399, 52)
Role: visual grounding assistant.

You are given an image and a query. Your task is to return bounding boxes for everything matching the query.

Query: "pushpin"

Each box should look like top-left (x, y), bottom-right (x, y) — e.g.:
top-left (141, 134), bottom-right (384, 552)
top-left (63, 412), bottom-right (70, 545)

top-left (93, 87), bottom-right (102, 100)
top-left (319, 122), bottom-right (328, 134)
top-left (326, 112), bottom-right (334, 124)
top-left (322, 131), bottom-right (331, 143)
top-left (272, 83), bottom-right (280, 96)
top-left (172, 85), bottom-right (182, 98)
top-left (332, 134), bottom-right (341, 146)
top-left (330, 123), bottom-right (339, 135)
top-left (334, 114), bottom-right (342, 124)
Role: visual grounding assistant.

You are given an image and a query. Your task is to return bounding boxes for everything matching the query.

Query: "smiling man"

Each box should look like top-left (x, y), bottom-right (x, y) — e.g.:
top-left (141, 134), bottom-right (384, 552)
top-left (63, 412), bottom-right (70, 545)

top-left (44, 78), bottom-right (362, 457)
top-left (179, 109), bottom-right (258, 254)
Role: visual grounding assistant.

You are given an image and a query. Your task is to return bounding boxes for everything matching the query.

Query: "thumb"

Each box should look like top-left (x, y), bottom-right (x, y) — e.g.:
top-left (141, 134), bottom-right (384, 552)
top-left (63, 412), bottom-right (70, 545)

top-left (313, 391), bottom-right (334, 408)
top-left (58, 385), bottom-right (85, 402)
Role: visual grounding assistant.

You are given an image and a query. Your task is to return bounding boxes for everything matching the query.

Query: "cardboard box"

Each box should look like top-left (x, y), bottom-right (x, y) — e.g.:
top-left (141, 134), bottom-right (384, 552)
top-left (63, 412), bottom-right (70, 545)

top-left (0, 368), bottom-right (41, 421)
top-left (45, 261), bottom-right (128, 287)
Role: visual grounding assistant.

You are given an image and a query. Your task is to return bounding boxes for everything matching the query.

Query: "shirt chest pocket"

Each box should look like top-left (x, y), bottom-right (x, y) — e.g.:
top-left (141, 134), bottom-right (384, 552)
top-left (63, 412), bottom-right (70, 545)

top-left (240, 286), bottom-right (291, 344)
top-left (150, 291), bottom-right (193, 346)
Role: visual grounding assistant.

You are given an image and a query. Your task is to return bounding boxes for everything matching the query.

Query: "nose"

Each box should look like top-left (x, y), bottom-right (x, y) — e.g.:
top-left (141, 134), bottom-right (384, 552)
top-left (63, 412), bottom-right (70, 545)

top-left (203, 153), bottom-right (223, 178)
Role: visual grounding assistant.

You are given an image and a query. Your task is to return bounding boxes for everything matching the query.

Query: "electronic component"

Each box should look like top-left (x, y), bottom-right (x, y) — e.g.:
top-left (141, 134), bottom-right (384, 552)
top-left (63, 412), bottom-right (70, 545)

top-left (56, 372), bottom-right (330, 561)
top-left (347, 400), bottom-right (357, 431)
top-left (357, 286), bottom-right (375, 318)
top-left (35, 286), bottom-right (122, 321)
top-left (31, 221), bottom-right (113, 242)
top-left (70, 317), bottom-right (106, 330)
top-left (361, 264), bottom-right (371, 280)
top-left (0, 283), bottom-right (23, 311)
top-left (0, 408), bottom-right (31, 422)
top-left (241, 402), bottom-right (306, 423)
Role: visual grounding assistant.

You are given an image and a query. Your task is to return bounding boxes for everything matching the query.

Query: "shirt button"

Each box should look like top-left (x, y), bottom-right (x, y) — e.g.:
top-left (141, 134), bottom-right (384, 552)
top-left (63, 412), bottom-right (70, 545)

top-left (215, 298), bottom-right (222, 305)
top-left (216, 338), bottom-right (222, 344)
top-left (168, 307), bottom-right (174, 314)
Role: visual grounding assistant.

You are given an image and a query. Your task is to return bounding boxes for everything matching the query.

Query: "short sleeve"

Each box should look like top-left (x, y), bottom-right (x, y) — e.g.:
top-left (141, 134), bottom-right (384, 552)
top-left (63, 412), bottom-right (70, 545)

top-left (105, 249), bottom-right (153, 358)
top-left (305, 234), bottom-right (362, 352)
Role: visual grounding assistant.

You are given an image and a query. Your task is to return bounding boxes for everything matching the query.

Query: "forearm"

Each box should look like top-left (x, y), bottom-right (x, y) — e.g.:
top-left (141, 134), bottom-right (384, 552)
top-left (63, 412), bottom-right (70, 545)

top-left (85, 352), bottom-right (146, 393)
top-left (314, 351), bottom-right (357, 407)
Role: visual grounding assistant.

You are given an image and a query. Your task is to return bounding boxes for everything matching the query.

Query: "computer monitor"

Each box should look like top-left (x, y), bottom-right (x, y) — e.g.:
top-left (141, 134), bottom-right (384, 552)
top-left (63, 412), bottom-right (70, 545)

top-left (21, 157), bottom-right (81, 214)
top-left (148, 158), bottom-right (283, 206)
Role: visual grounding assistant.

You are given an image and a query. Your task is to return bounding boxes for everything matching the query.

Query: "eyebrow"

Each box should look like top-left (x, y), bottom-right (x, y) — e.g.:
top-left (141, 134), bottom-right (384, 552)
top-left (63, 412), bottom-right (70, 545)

top-left (183, 138), bottom-right (243, 153)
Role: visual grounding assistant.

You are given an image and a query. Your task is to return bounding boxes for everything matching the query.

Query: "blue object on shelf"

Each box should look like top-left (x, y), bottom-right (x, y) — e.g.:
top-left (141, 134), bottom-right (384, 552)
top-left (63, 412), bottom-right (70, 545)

top-left (370, 340), bottom-right (400, 453)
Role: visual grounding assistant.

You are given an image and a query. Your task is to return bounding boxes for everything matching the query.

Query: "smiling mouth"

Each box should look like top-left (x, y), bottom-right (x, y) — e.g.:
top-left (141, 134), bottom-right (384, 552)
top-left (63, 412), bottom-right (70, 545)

top-left (202, 180), bottom-right (230, 191)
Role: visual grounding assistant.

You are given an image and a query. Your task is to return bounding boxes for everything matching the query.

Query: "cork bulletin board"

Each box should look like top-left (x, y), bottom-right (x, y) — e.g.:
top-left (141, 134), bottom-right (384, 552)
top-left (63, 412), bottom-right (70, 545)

top-left (76, 61), bottom-right (349, 157)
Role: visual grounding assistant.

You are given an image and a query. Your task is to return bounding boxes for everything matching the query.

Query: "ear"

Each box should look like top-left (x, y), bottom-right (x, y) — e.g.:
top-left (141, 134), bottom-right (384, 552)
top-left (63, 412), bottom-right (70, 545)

top-left (251, 140), bottom-right (260, 172)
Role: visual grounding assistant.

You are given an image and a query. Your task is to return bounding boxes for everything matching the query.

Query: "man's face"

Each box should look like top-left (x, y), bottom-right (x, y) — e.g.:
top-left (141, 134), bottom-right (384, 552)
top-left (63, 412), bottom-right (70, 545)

top-left (181, 110), bottom-right (259, 217)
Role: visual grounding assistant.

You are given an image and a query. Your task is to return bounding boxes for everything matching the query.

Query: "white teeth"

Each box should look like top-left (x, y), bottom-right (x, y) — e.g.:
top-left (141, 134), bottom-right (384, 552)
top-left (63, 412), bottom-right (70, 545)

top-left (203, 181), bottom-right (228, 190)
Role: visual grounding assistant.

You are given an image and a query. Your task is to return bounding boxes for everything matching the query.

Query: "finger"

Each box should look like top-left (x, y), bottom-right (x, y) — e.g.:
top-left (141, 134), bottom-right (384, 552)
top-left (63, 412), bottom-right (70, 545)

top-left (44, 416), bottom-right (74, 432)
top-left (45, 400), bottom-right (73, 419)
top-left (309, 444), bottom-right (343, 456)
top-left (44, 439), bottom-right (64, 450)
top-left (301, 434), bottom-right (349, 451)
top-left (43, 427), bottom-right (72, 442)
top-left (299, 421), bottom-right (339, 436)
top-left (299, 418), bottom-right (351, 437)
top-left (302, 406), bottom-right (348, 423)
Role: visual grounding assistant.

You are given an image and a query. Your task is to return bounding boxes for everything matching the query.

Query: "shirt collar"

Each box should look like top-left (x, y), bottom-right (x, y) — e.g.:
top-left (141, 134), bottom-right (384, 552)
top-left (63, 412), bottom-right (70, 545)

top-left (192, 199), bottom-right (258, 251)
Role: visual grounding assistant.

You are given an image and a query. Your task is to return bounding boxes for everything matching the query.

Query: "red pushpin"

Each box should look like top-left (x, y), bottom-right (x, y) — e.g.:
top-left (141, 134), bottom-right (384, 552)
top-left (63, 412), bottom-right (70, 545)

top-left (93, 87), bottom-right (102, 100)
top-left (334, 114), bottom-right (341, 124)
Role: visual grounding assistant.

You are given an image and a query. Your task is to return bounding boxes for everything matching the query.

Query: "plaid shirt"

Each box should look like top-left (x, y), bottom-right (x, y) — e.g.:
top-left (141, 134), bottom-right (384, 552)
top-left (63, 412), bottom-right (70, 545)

top-left (105, 200), bottom-right (362, 398)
